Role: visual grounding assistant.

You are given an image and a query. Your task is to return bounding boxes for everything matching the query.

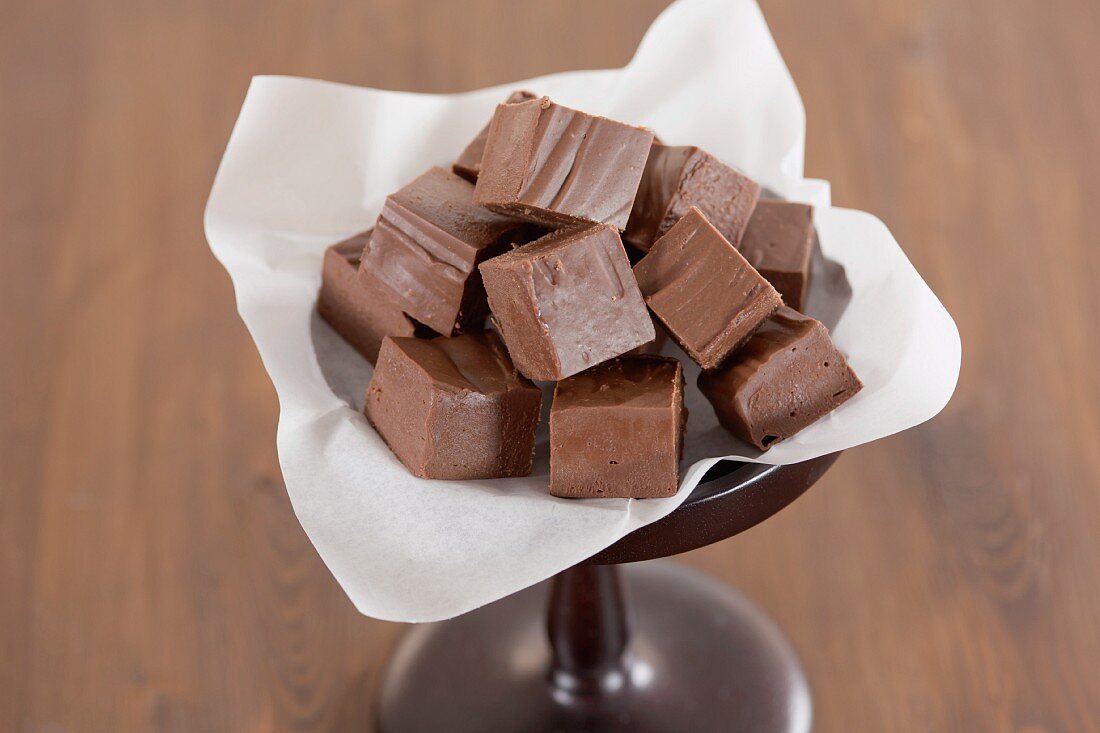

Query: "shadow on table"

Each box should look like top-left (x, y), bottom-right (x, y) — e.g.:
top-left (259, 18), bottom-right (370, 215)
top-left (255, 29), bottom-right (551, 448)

top-left (327, 668), bottom-right (375, 732)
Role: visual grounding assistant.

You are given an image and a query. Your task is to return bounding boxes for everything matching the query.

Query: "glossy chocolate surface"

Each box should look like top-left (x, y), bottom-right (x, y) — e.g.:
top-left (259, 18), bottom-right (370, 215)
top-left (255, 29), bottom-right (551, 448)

top-left (549, 356), bottom-right (684, 499)
top-left (697, 307), bottom-right (862, 450)
top-left (624, 143), bottom-right (760, 252)
top-left (360, 166), bottom-right (520, 335)
top-left (365, 332), bottom-right (542, 479)
top-left (474, 97), bottom-right (654, 230)
top-left (453, 90), bottom-right (538, 183)
top-left (479, 224), bottom-right (654, 381)
top-left (738, 200), bottom-right (814, 311)
top-left (632, 207), bottom-right (781, 369)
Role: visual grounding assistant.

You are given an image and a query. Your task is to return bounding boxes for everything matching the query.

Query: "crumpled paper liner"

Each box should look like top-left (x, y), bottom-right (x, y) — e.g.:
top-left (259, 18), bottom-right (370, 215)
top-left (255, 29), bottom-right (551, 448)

top-left (205, 0), bottom-right (961, 622)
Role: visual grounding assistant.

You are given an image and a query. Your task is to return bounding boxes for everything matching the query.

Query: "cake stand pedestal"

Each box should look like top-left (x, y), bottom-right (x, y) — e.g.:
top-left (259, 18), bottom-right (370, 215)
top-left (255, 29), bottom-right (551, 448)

top-left (376, 454), bottom-right (838, 732)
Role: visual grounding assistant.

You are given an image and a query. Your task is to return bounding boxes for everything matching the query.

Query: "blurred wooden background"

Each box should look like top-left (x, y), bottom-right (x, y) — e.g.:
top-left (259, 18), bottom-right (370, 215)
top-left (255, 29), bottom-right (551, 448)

top-left (3, 0), bottom-right (1099, 731)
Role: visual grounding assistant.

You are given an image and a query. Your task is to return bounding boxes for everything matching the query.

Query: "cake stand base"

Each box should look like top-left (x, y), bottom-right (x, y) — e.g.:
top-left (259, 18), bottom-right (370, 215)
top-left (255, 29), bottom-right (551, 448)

top-left (376, 561), bottom-right (810, 733)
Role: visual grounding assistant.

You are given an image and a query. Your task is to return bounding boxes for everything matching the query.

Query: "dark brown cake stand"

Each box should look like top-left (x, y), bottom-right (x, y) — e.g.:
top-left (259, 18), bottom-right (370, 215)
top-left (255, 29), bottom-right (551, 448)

top-left (376, 453), bottom-right (839, 732)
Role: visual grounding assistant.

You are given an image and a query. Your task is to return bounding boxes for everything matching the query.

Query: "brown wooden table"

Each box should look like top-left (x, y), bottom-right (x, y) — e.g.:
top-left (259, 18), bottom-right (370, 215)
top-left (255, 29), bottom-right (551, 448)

top-left (3, 1), bottom-right (1099, 730)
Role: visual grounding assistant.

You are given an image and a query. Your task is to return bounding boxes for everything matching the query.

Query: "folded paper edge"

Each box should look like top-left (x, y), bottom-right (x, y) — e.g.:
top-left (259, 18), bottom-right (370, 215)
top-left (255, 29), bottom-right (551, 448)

top-left (201, 0), bottom-right (962, 622)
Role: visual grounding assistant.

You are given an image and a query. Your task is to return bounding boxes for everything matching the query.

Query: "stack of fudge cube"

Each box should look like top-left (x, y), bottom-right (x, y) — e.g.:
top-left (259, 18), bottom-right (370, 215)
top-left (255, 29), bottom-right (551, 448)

top-left (319, 94), bottom-right (862, 498)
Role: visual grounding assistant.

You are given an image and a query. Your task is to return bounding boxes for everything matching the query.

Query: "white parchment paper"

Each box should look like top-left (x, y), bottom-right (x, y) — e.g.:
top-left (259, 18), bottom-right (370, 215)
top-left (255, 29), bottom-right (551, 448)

top-left (205, 0), bottom-right (961, 622)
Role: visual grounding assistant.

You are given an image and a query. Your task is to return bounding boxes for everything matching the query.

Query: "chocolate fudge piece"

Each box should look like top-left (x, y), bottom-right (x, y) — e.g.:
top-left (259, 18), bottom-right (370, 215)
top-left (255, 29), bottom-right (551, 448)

top-left (632, 207), bottom-right (782, 370)
top-left (365, 332), bottom-right (543, 479)
top-left (698, 307), bottom-right (862, 450)
top-left (453, 90), bottom-right (538, 183)
top-left (479, 224), bottom-right (654, 381)
top-left (549, 356), bottom-right (685, 499)
top-left (473, 97), bottom-right (654, 230)
top-left (737, 200), bottom-right (814, 311)
top-left (318, 230), bottom-right (419, 363)
top-left (624, 142), bottom-right (761, 252)
top-left (359, 166), bottom-right (521, 335)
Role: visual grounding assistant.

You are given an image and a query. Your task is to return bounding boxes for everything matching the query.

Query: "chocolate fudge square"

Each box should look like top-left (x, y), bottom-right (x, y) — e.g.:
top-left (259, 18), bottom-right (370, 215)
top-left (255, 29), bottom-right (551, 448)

top-left (632, 207), bottom-right (781, 370)
top-left (479, 224), bottom-right (654, 381)
top-left (318, 230), bottom-right (420, 364)
top-left (624, 142), bottom-right (761, 252)
top-left (698, 307), bottom-right (862, 450)
top-left (359, 166), bottom-right (521, 335)
top-left (453, 90), bottom-right (538, 183)
top-left (737, 200), bottom-right (815, 311)
top-left (365, 332), bottom-right (542, 479)
top-left (473, 96), bottom-right (654, 230)
top-left (549, 356), bottom-right (685, 499)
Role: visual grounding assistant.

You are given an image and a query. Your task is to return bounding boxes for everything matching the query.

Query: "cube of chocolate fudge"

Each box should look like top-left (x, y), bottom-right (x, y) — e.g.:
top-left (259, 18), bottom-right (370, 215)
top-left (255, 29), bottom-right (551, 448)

top-left (632, 207), bottom-right (782, 369)
top-left (549, 356), bottom-right (685, 499)
top-left (479, 224), bottom-right (654, 381)
top-left (453, 90), bottom-right (538, 183)
top-left (624, 142), bottom-right (761, 252)
top-left (318, 230), bottom-right (419, 363)
top-left (698, 307), bottom-right (862, 450)
top-left (473, 97), bottom-right (654, 230)
top-left (365, 332), bottom-right (543, 479)
top-left (737, 200), bottom-right (814, 311)
top-left (359, 166), bottom-right (521, 335)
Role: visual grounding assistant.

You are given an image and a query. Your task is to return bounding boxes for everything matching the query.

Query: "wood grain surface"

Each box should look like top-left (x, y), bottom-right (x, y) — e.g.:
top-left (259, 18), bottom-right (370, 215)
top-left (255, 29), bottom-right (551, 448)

top-left (3, 0), bottom-right (1099, 731)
